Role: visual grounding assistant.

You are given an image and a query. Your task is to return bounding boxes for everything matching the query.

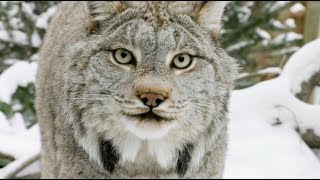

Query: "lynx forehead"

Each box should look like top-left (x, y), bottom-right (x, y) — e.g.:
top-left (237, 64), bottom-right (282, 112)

top-left (36, 1), bottom-right (237, 178)
top-left (143, 2), bottom-right (171, 27)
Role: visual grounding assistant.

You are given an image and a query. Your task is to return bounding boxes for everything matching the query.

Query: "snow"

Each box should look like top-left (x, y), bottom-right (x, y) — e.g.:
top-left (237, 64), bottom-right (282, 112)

top-left (0, 112), bottom-right (10, 132)
top-left (36, 6), bottom-right (57, 29)
top-left (0, 2), bottom-right (57, 49)
top-left (290, 3), bottom-right (306, 14)
top-left (31, 30), bottom-right (41, 48)
top-left (237, 6), bottom-right (251, 23)
top-left (4, 59), bottom-right (20, 66)
top-left (269, 1), bottom-right (290, 13)
top-left (271, 20), bottom-right (286, 29)
top-left (0, 21), bottom-right (28, 45)
top-left (225, 83), bottom-right (320, 178)
top-left (286, 32), bottom-right (303, 41)
top-left (0, 119), bottom-right (40, 159)
top-left (21, 2), bottom-right (35, 18)
top-left (0, 61), bottom-right (38, 104)
top-left (7, 5), bottom-right (19, 17)
top-left (9, 113), bottom-right (27, 134)
top-left (245, 1), bottom-right (254, 7)
top-left (256, 28), bottom-right (271, 40)
top-left (0, 29), bottom-right (28, 46)
top-left (15, 159), bottom-right (40, 178)
top-left (0, 2), bottom-right (57, 177)
top-left (257, 67), bottom-right (282, 75)
top-left (281, 38), bottom-right (320, 94)
top-left (273, 32), bottom-right (303, 45)
top-left (236, 67), bottom-right (281, 80)
top-left (0, 30), bottom-right (10, 43)
top-left (0, 1), bottom-right (8, 6)
top-left (11, 30), bottom-right (28, 45)
top-left (226, 40), bottom-right (254, 52)
top-left (0, 121), bottom-right (40, 179)
top-left (0, 151), bottom-right (40, 179)
top-left (224, 39), bottom-right (320, 178)
top-left (272, 46), bottom-right (300, 56)
top-left (237, 72), bottom-right (250, 79)
top-left (30, 54), bottom-right (40, 62)
top-left (11, 103), bottom-right (23, 111)
top-left (225, 113), bottom-right (320, 178)
top-left (0, 95), bottom-right (41, 179)
top-left (9, 17), bottom-right (23, 29)
top-left (285, 18), bottom-right (296, 28)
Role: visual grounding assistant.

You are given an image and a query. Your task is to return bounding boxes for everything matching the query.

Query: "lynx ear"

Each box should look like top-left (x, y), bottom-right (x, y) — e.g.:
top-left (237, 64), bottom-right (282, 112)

top-left (85, 1), bottom-right (143, 34)
top-left (170, 1), bottom-right (228, 39)
top-left (85, 1), bottom-right (120, 34)
top-left (198, 1), bottom-right (228, 38)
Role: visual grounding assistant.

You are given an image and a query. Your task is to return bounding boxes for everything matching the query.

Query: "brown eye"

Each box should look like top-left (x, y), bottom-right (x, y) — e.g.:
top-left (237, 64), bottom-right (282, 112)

top-left (114, 49), bottom-right (134, 64)
top-left (172, 53), bottom-right (192, 69)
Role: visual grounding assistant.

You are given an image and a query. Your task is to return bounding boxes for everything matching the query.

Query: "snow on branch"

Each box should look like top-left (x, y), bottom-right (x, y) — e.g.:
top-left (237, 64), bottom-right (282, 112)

top-left (0, 54), bottom-right (40, 178)
top-left (0, 152), bottom-right (39, 179)
top-left (236, 67), bottom-right (282, 80)
top-left (0, 121), bottom-right (40, 178)
top-left (0, 61), bottom-right (37, 104)
top-left (225, 39), bottom-right (320, 178)
top-left (280, 38), bottom-right (320, 95)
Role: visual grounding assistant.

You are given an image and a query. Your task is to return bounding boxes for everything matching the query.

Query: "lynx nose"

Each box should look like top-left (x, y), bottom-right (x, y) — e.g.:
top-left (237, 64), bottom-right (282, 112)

top-left (140, 92), bottom-right (165, 107)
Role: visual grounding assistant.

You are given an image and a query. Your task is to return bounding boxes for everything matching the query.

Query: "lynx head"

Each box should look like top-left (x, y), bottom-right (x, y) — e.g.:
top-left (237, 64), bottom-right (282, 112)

top-left (63, 1), bottom-right (237, 173)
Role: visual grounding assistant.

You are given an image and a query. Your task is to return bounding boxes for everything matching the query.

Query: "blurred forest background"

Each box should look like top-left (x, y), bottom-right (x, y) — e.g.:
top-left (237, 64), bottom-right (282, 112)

top-left (0, 1), bottom-right (319, 170)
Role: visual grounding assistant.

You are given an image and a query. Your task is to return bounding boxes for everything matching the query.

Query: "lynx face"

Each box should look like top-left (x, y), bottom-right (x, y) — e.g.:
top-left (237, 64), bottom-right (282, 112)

top-left (62, 1), bottom-right (236, 172)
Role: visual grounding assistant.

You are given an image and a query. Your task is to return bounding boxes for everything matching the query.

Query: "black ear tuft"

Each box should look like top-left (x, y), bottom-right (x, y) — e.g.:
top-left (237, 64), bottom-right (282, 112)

top-left (85, 1), bottom-right (119, 34)
top-left (169, 1), bottom-right (229, 39)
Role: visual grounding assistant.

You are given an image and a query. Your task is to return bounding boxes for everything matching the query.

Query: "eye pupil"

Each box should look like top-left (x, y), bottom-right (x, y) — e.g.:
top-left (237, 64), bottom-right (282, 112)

top-left (178, 56), bottom-right (184, 62)
top-left (173, 53), bottom-right (192, 69)
top-left (114, 48), bottom-right (134, 65)
top-left (121, 51), bottom-right (127, 58)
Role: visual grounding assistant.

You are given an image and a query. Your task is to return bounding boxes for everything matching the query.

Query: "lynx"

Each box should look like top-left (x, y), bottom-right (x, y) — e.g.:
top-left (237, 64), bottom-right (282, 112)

top-left (35, 1), bottom-right (237, 178)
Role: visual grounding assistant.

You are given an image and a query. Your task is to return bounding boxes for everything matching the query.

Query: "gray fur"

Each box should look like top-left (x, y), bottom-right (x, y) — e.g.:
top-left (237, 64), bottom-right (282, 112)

top-left (36, 1), bottom-right (237, 178)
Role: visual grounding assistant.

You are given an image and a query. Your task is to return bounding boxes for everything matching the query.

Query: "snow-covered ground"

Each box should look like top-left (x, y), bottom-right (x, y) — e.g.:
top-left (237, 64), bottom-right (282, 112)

top-left (0, 39), bottom-right (320, 178)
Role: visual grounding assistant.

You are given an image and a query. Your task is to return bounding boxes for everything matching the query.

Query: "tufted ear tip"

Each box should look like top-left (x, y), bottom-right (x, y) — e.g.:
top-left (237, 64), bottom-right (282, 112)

top-left (198, 1), bottom-right (229, 39)
top-left (85, 1), bottom-right (123, 34)
top-left (169, 1), bottom-right (229, 40)
top-left (85, 1), bottom-right (146, 34)
top-left (86, 10), bottom-right (99, 35)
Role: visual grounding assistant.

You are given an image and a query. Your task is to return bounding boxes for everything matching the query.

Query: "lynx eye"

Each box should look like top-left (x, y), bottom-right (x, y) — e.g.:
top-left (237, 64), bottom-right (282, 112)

top-left (172, 53), bottom-right (192, 69)
top-left (114, 49), bottom-right (134, 64)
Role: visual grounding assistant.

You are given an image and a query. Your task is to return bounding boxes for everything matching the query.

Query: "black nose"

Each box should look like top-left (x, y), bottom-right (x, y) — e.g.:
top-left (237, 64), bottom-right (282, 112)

top-left (140, 92), bottom-right (165, 107)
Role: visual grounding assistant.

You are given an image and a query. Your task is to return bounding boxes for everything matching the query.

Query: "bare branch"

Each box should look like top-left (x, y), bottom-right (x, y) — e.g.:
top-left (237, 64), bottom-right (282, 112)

top-left (0, 152), bottom-right (40, 179)
top-left (0, 151), bottom-right (14, 161)
top-left (296, 72), bottom-right (320, 103)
